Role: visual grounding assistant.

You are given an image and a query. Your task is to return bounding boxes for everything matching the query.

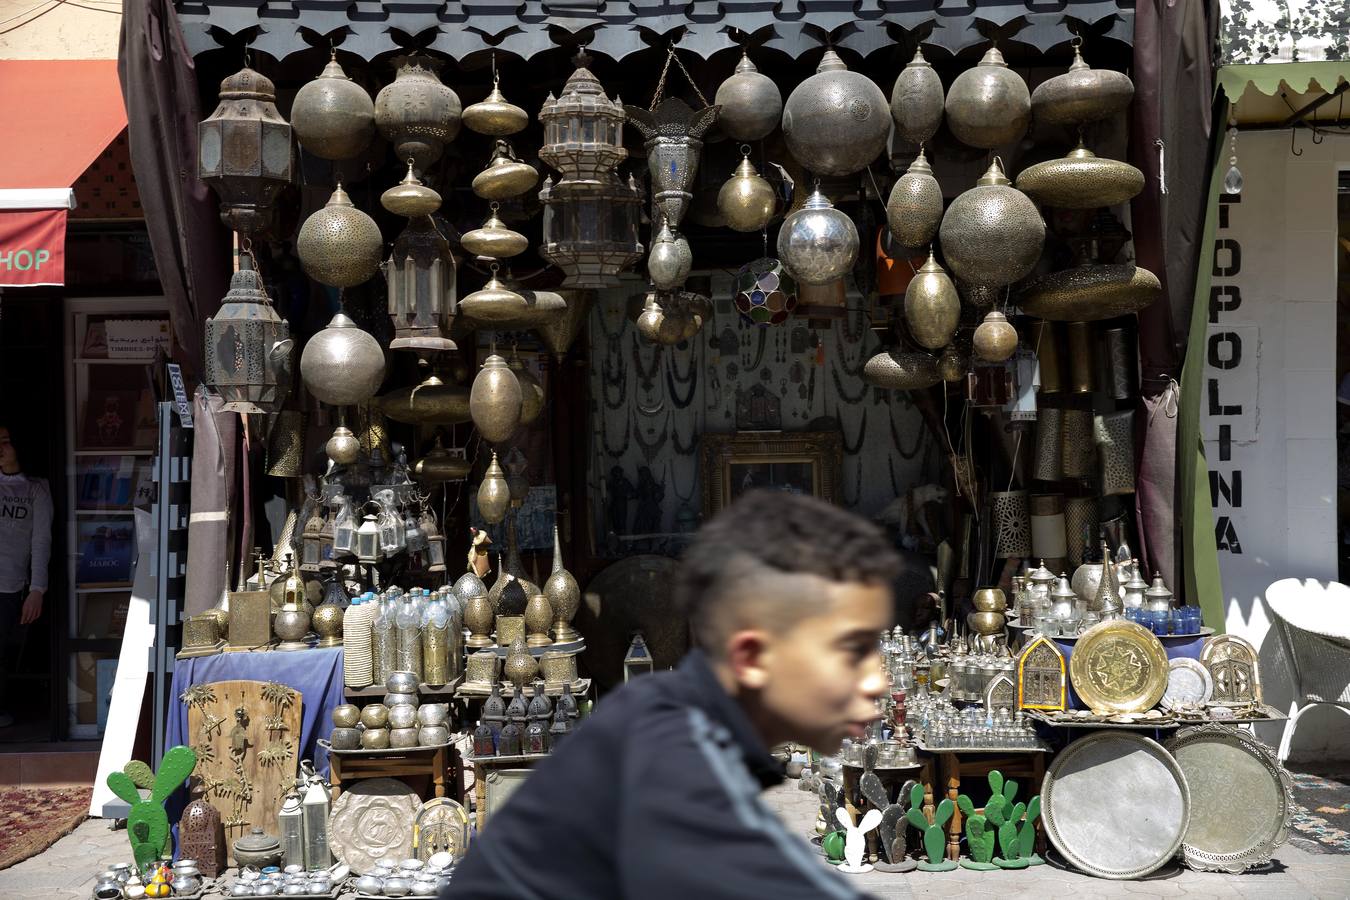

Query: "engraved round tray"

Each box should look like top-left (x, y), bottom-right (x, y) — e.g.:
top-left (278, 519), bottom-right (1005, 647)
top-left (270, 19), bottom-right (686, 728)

top-left (1042, 731), bottom-right (1190, 879)
top-left (1160, 658), bottom-right (1213, 711)
top-left (1069, 619), bottom-right (1169, 714)
top-left (1163, 724), bottom-right (1293, 873)
top-left (328, 776), bottom-right (421, 875)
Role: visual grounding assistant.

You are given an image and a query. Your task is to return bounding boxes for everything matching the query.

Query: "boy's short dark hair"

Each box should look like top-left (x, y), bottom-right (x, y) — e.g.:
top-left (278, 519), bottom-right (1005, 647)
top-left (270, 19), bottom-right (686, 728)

top-left (673, 489), bottom-right (903, 652)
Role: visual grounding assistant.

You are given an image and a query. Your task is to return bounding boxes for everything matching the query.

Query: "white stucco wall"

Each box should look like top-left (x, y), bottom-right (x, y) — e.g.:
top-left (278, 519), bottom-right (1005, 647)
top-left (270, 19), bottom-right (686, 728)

top-left (1201, 128), bottom-right (1346, 759)
top-left (0, 0), bottom-right (121, 60)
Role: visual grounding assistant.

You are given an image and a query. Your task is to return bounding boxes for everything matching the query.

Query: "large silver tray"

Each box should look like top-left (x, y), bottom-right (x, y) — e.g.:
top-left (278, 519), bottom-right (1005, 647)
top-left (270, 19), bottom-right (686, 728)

top-left (1163, 724), bottom-right (1293, 873)
top-left (1041, 731), bottom-right (1190, 879)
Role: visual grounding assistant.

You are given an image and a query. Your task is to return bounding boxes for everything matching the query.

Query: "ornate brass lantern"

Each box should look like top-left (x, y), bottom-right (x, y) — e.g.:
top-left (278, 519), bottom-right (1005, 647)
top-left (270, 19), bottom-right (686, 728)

top-left (203, 253), bottom-right (294, 414)
top-left (538, 52), bottom-right (642, 287)
top-left (383, 216), bottom-right (457, 354)
top-left (374, 56), bottom-right (461, 174)
top-left (198, 66), bottom-right (294, 237)
top-left (625, 90), bottom-right (720, 231)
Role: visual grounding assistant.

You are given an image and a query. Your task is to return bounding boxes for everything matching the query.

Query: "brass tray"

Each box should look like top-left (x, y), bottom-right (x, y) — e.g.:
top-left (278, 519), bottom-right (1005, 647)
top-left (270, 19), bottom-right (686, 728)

top-left (1069, 619), bottom-right (1169, 714)
top-left (1042, 731), bottom-right (1190, 879)
top-left (1163, 724), bottom-right (1293, 873)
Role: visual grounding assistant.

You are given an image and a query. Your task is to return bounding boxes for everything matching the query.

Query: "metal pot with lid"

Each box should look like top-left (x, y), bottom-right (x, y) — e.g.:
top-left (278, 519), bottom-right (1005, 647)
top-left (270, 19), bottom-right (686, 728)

top-left (234, 827), bottom-right (284, 869)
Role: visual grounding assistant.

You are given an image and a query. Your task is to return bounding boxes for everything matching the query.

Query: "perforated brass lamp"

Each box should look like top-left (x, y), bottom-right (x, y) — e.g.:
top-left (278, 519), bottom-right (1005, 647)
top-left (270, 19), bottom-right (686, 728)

top-left (198, 66), bottom-right (295, 237)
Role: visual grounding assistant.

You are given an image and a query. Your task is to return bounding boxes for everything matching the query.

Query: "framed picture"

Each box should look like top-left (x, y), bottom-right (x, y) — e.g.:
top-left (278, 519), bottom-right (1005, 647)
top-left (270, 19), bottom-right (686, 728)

top-left (76, 518), bottom-right (136, 587)
top-left (699, 431), bottom-right (843, 517)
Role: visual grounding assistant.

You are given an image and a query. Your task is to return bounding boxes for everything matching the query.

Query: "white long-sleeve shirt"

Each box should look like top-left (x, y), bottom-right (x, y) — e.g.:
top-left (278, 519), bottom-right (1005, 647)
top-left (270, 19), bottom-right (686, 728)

top-left (0, 472), bottom-right (53, 593)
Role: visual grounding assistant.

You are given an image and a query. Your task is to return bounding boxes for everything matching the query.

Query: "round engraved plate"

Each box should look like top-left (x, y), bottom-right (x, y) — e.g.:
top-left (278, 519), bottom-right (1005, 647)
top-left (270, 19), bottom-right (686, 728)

top-left (1164, 725), bottom-right (1293, 873)
top-left (328, 776), bottom-right (420, 874)
top-left (1042, 732), bottom-right (1190, 879)
top-left (1069, 619), bottom-right (1169, 714)
top-left (1160, 658), bottom-right (1214, 711)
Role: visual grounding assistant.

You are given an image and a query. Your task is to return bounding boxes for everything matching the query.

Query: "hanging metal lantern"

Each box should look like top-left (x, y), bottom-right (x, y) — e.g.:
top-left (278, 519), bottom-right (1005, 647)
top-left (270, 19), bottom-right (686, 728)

top-left (198, 66), bottom-right (295, 237)
top-left (538, 290), bottom-right (595, 361)
top-left (477, 452), bottom-right (511, 524)
top-left (413, 437), bottom-right (473, 483)
top-left (381, 161), bottom-right (442, 218)
top-left (374, 55), bottom-right (461, 173)
top-left (487, 281), bottom-right (567, 331)
top-left (462, 204), bottom-right (527, 259)
top-left (904, 251), bottom-right (960, 349)
top-left (636, 292), bottom-right (678, 344)
top-left (886, 148), bottom-right (942, 250)
top-left (383, 216), bottom-right (456, 354)
top-left (355, 511), bottom-right (382, 566)
top-left (1019, 263), bottom-right (1162, 322)
top-left (539, 173), bottom-right (643, 288)
top-left (379, 373), bottom-right (471, 425)
top-left (777, 188), bottom-right (858, 285)
top-left (203, 253), bottom-right (294, 414)
top-left (509, 350), bottom-right (545, 426)
top-left (945, 46), bottom-right (1030, 150)
top-left (459, 266), bottom-right (529, 326)
top-left (291, 51), bottom-right (376, 161)
top-left (300, 312), bottom-right (386, 407)
top-left (890, 47), bottom-right (944, 146)
top-left (470, 353), bottom-right (523, 443)
top-left (714, 51), bottom-right (782, 142)
top-left (463, 74), bottom-right (529, 136)
top-left (647, 219), bottom-right (692, 291)
top-left (1031, 42), bottom-right (1134, 127)
top-left (937, 345), bottom-right (968, 382)
top-left (733, 257), bottom-right (797, 326)
top-left (325, 422), bottom-right (362, 465)
top-left (781, 49), bottom-right (889, 178)
top-left (625, 97), bottom-right (720, 231)
top-left (539, 51), bottom-right (627, 182)
top-left (862, 349), bottom-right (941, 390)
top-left (471, 140), bottom-right (539, 201)
top-left (973, 310), bottom-right (1019, 362)
top-left (1014, 143), bottom-right (1144, 210)
top-left (938, 158), bottom-right (1044, 288)
top-left (297, 184), bottom-right (384, 288)
top-left (717, 149), bottom-right (777, 233)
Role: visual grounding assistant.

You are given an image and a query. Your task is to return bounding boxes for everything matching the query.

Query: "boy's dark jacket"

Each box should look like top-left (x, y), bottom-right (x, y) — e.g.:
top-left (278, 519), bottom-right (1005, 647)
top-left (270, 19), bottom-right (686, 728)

top-left (447, 649), bottom-right (873, 899)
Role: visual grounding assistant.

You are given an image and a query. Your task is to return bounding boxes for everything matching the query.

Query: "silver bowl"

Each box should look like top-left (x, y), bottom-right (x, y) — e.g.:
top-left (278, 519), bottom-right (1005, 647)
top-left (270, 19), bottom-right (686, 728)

top-left (411, 878), bottom-right (438, 896)
top-left (386, 671), bottom-right (419, 694)
top-left (382, 876), bottom-right (412, 897)
top-left (359, 703), bottom-right (389, 729)
top-left (360, 727), bottom-right (390, 750)
top-left (332, 704), bottom-right (361, 728)
top-left (383, 692), bottom-right (420, 709)
top-left (330, 726), bottom-right (361, 750)
top-left (416, 703), bottom-right (448, 726)
top-left (306, 881), bottom-right (329, 895)
top-left (388, 704), bottom-right (418, 729)
top-left (418, 725), bottom-right (449, 746)
top-left (282, 885), bottom-right (305, 897)
top-left (390, 727), bottom-right (419, 748)
top-left (354, 875), bottom-right (382, 894)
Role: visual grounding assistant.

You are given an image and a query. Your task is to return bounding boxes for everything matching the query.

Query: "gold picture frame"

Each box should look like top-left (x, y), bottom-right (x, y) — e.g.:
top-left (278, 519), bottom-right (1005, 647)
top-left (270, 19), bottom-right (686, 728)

top-left (699, 430), bottom-right (843, 518)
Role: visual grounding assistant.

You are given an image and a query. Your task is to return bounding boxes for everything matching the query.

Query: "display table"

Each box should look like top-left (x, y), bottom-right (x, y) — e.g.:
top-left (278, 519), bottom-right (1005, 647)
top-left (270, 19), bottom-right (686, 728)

top-left (323, 741), bottom-right (463, 804)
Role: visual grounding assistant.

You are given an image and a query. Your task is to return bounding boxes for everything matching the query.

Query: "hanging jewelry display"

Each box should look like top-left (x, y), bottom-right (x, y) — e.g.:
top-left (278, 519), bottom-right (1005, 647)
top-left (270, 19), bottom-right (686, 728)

top-left (841, 409), bottom-right (868, 455)
top-left (842, 457), bottom-right (863, 506)
top-left (888, 408), bottom-right (924, 459)
top-left (831, 365), bottom-right (868, 404)
top-left (632, 334), bottom-right (664, 392)
top-left (624, 48), bottom-right (720, 231)
top-left (672, 418), bottom-right (697, 455)
top-left (749, 329), bottom-right (768, 370)
top-left (601, 413), bottom-right (631, 459)
top-left (601, 354), bottom-right (627, 410)
top-left (834, 330), bottom-right (867, 379)
top-left (633, 410), bottom-right (672, 464)
top-left (665, 361), bottom-right (698, 409)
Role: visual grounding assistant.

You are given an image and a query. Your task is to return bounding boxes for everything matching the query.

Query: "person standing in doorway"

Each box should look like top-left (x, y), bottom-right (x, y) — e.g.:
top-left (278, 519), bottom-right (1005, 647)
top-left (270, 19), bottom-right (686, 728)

top-left (0, 426), bottom-right (53, 729)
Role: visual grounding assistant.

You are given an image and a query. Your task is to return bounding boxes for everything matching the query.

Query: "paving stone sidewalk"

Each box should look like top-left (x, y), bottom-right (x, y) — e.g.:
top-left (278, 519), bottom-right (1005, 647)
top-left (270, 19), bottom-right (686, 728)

top-left (6, 782), bottom-right (1349, 898)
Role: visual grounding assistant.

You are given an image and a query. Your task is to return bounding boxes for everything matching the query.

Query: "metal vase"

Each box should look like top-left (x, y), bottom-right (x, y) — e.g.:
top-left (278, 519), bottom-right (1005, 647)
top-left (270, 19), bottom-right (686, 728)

top-left (777, 189), bottom-right (859, 285)
top-left (1031, 44), bottom-right (1134, 127)
top-left (886, 149), bottom-right (942, 250)
top-left (938, 158), bottom-right (1044, 288)
top-left (291, 53), bottom-right (375, 161)
top-left (889, 47), bottom-right (944, 146)
top-left (945, 46), bottom-right (1030, 150)
top-left (469, 354), bottom-right (523, 443)
top-left (903, 251), bottom-right (960, 349)
top-left (1015, 144), bottom-right (1145, 210)
top-left (299, 312), bottom-right (387, 407)
top-left (781, 49), bottom-right (890, 177)
top-left (625, 97), bottom-right (720, 230)
top-left (296, 185), bottom-right (384, 289)
top-left (714, 52), bottom-right (782, 142)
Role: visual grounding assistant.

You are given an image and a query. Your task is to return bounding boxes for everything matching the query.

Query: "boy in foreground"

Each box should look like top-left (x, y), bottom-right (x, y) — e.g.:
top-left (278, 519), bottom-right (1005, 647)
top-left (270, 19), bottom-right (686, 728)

top-left (448, 490), bottom-right (899, 899)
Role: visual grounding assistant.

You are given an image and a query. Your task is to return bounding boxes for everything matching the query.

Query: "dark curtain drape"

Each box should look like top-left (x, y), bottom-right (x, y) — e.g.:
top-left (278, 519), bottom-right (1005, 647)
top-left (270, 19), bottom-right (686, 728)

top-left (1128, 0), bottom-right (1217, 596)
top-left (117, 0), bottom-right (228, 378)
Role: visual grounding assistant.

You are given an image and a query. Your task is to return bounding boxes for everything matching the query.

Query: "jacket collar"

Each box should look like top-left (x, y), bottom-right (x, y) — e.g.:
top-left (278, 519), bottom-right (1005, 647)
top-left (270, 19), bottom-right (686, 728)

top-left (676, 649), bottom-right (785, 788)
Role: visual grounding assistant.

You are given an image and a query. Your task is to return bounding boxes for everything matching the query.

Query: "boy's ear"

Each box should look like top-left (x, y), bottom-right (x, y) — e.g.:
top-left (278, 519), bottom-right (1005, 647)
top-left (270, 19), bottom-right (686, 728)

top-left (725, 629), bottom-right (771, 689)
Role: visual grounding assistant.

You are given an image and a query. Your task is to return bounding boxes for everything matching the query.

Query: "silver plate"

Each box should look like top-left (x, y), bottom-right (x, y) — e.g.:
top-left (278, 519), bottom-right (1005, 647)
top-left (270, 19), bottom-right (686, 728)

top-left (1164, 724), bottom-right (1293, 873)
top-left (1160, 658), bottom-right (1214, 711)
top-left (1042, 731), bottom-right (1191, 879)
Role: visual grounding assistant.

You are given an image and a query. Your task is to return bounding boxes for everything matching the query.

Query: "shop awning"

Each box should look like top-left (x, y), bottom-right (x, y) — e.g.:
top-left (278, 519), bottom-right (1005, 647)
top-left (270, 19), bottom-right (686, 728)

top-left (0, 60), bottom-right (128, 287)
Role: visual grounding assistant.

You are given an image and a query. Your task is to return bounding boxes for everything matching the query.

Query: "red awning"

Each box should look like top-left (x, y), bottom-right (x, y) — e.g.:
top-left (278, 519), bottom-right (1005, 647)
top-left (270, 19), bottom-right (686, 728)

top-left (0, 60), bottom-right (128, 287)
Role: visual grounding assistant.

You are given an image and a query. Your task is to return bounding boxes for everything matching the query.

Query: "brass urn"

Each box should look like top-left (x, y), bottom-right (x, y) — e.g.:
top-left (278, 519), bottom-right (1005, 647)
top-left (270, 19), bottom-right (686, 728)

top-left (477, 452), bottom-right (511, 524)
top-left (463, 76), bottom-right (529, 136)
top-left (381, 160), bottom-right (442, 217)
top-left (291, 52), bottom-right (376, 161)
top-left (890, 48), bottom-right (944, 146)
top-left (647, 220), bottom-right (692, 291)
top-left (781, 50), bottom-right (890, 177)
top-left (904, 252), bottom-right (960, 350)
top-left (938, 158), bottom-right (1045, 288)
top-left (524, 593), bottom-right (554, 648)
top-left (503, 635), bottom-right (539, 689)
top-left (379, 373), bottom-right (471, 425)
top-left (464, 589), bottom-right (494, 648)
top-left (312, 599), bottom-right (344, 647)
top-left (459, 268), bottom-right (529, 325)
top-left (973, 310), bottom-right (1019, 362)
top-left (509, 350), bottom-right (545, 426)
top-left (325, 423), bottom-right (362, 465)
top-left (1031, 44), bottom-right (1134, 126)
top-left (469, 354), bottom-right (523, 443)
top-left (714, 52), bottom-right (782, 142)
top-left (862, 349), bottom-right (941, 390)
top-left (945, 46), bottom-right (1030, 150)
top-left (462, 205), bottom-right (528, 259)
top-left (471, 140), bottom-right (539, 201)
top-left (543, 525), bottom-right (580, 642)
top-left (296, 184), bottom-right (384, 289)
top-left (1014, 144), bottom-right (1144, 210)
top-left (717, 152), bottom-right (777, 233)
top-left (300, 312), bottom-right (387, 407)
top-left (1019, 263), bottom-right (1162, 322)
top-left (886, 149), bottom-right (942, 250)
top-left (374, 56), bottom-right (461, 173)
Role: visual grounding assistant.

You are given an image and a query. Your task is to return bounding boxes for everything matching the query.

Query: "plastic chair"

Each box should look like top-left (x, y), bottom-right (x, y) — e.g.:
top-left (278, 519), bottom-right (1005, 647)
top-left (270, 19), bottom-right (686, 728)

top-left (1264, 578), bottom-right (1350, 762)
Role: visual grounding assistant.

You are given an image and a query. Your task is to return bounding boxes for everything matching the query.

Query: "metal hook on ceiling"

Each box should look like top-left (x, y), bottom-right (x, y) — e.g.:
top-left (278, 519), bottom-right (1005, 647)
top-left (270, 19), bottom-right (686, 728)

top-left (1291, 126), bottom-right (1304, 157)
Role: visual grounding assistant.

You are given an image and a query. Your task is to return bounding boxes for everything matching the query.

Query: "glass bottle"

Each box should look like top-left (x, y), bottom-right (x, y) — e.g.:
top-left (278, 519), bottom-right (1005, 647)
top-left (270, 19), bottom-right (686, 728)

top-left (373, 592), bottom-right (398, 685)
top-left (341, 593), bottom-right (374, 689)
top-left (396, 593), bottom-right (424, 680)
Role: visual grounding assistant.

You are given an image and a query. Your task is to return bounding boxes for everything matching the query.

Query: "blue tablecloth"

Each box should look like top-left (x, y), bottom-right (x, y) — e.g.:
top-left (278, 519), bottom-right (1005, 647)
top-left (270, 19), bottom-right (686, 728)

top-left (1055, 633), bottom-right (1206, 710)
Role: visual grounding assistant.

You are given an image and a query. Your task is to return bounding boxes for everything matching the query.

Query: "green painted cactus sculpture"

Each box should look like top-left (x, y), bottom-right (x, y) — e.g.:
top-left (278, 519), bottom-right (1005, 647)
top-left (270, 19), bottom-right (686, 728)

top-left (106, 745), bottom-right (197, 869)
top-left (982, 769), bottom-right (1042, 869)
top-left (956, 794), bottom-right (997, 870)
top-left (905, 782), bottom-right (956, 872)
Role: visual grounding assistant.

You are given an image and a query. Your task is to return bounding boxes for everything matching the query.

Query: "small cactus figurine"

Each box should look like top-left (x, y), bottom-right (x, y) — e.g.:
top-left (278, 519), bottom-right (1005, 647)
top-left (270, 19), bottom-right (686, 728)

top-left (106, 746), bottom-right (198, 869)
top-left (956, 794), bottom-right (998, 870)
top-left (1018, 795), bottom-right (1044, 865)
top-left (905, 782), bottom-right (956, 872)
top-left (983, 769), bottom-right (1031, 869)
